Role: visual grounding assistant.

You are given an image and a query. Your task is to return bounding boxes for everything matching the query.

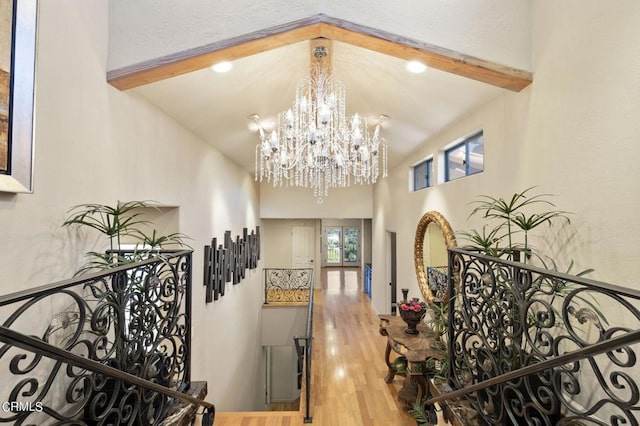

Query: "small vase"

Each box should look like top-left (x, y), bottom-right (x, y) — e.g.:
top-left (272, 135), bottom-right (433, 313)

top-left (403, 318), bottom-right (421, 334)
top-left (400, 309), bottom-right (426, 335)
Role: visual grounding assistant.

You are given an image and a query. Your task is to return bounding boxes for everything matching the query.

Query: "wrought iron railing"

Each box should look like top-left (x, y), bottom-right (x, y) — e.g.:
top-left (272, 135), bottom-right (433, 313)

top-left (264, 268), bottom-right (313, 303)
top-left (432, 248), bottom-right (640, 425)
top-left (326, 247), bottom-right (340, 263)
top-left (0, 250), bottom-right (215, 425)
top-left (426, 266), bottom-right (447, 302)
top-left (293, 282), bottom-right (315, 423)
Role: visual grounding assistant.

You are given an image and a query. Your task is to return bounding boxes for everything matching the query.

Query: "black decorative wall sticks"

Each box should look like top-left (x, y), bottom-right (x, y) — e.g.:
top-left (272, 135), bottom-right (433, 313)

top-left (203, 227), bottom-right (260, 303)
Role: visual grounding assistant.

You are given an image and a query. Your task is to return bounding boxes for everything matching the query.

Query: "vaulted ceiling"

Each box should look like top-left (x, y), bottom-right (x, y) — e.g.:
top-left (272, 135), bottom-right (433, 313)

top-left (107, 10), bottom-right (532, 172)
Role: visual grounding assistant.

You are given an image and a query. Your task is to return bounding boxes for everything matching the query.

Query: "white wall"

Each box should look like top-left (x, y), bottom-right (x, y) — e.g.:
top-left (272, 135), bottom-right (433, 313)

top-left (362, 219), bottom-right (372, 264)
top-left (108, 0), bottom-right (531, 72)
top-left (371, 0), bottom-right (640, 317)
top-left (261, 218), bottom-right (372, 290)
top-left (268, 346), bottom-right (299, 403)
top-left (5, 0), bottom-right (638, 415)
top-left (0, 0), bottom-right (264, 412)
top-left (260, 183), bottom-right (373, 219)
top-left (262, 307), bottom-right (308, 346)
top-left (526, 0), bottom-right (640, 286)
top-left (261, 218), bottom-right (321, 283)
top-left (370, 92), bottom-right (507, 312)
top-left (369, 4), bottom-right (640, 419)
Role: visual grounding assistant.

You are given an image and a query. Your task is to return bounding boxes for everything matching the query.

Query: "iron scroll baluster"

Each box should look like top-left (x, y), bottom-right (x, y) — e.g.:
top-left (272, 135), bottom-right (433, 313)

top-left (0, 250), bottom-right (207, 425)
top-left (439, 248), bottom-right (640, 425)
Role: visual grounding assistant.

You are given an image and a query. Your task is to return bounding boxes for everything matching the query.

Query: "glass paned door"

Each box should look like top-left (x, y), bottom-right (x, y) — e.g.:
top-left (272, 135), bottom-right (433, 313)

top-left (325, 227), bottom-right (342, 265)
top-left (323, 226), bottom-right (360, 266)
top-left (342, 227), bottom-right (359, 265)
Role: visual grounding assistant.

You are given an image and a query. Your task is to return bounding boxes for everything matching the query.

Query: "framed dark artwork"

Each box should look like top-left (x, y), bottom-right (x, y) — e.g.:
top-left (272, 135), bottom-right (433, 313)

top-left (0, 0), bottom-right (37, 193)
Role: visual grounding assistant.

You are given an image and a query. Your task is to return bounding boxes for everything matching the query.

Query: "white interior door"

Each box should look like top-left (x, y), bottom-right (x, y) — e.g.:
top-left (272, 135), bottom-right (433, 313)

top-left (292, 226), bottom-right (315, 268)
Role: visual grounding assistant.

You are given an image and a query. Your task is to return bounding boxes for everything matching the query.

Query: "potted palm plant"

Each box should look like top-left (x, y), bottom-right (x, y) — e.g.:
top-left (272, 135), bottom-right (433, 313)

top-left (455, 187), bottom-right (602, 424)
top-left (61, 200), bottom-right (191, 424)
top-left (62, 200), bottom-right (190, 273)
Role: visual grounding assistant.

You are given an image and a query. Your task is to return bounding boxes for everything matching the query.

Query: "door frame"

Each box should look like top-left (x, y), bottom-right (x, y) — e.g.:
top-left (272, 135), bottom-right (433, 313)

top-left (388, 231), bottom-right (397, 314)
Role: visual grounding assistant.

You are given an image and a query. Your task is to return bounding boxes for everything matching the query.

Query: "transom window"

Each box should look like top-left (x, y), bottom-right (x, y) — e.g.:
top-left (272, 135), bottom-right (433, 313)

top-left (412, 158), bottom-right (433, 191)
top-left (445, 131), bottom-right (484, 182)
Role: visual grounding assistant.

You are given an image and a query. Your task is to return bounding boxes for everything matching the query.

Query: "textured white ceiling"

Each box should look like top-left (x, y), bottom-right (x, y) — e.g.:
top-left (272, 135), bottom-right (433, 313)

top-left (108, 1), bottom-right (532, 71)
top-left (131, 40), bottom-right (504, 171)
top-left (114, 2), bottom-right (528, 173)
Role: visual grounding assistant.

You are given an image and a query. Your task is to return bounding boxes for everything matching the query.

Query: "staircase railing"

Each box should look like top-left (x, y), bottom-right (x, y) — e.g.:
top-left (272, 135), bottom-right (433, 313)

top-left (0, 250), bottom-right (215, 425)
top-left (424, 328), bottom-right (640, 419)
top-left (427, 248), bottom-right (640, 425)
top-left (264, 268), bottom-right (313, 303)
top-left (426, 266), bottom-right (447, 302)
top-left (0, 325), bottom-right (216, 424)
top-left (293, 282), bottom-right (315, 423)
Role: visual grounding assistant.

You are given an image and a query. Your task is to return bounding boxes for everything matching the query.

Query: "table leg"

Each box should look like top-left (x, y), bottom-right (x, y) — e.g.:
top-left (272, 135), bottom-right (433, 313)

top-left (398, 375), bottom-right (419, 405)
top-left (400, 362), bottom-right (432, 407)
top-left (384, 341), bottom-right (395, 383)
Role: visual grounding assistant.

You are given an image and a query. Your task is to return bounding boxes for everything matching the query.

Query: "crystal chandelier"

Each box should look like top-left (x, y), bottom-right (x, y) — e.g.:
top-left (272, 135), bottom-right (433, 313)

top-left (252, 41), bottom-right (388, 201)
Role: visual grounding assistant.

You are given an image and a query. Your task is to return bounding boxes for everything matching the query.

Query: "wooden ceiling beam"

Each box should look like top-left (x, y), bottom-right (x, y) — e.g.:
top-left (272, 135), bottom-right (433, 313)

top-left (310, 37), bottom-right (332, 75)
top-left (107, 14), bottom-right (532, 92)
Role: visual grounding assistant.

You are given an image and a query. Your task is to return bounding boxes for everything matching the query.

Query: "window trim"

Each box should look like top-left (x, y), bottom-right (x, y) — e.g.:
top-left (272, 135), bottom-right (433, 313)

top-left (411, 156), bottom-right (433, 192)
top-left (444, 130), bottom-right (484, 182)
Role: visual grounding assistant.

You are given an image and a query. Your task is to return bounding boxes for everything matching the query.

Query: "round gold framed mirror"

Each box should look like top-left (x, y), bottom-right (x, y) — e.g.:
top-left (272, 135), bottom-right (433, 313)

top-left (414, 211), bottom-right (457, 303)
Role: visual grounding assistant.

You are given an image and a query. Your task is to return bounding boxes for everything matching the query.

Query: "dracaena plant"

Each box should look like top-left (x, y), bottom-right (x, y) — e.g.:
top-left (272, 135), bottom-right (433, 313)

top-left (463, 186), bottom-right (570, 264)
top-left (59, 201), bottom-right (193, 416)
top-left (459, 187), bottom-right (600, 358)
top-left (63, 200), bottom-right (191, 274)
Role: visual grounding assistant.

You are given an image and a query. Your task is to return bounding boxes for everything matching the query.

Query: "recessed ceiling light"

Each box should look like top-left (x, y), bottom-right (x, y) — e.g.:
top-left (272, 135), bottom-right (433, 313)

top-left (406, 60), bottom-right (427, 74)
top-left (211, 61), bottom-right (233, 73)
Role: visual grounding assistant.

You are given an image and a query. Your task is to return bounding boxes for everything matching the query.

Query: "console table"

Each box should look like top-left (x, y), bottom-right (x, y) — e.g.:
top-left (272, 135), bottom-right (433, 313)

top-left (379, 315), bottom-right (475, 425)
top-left (378, 315), bottom-right (446, 423)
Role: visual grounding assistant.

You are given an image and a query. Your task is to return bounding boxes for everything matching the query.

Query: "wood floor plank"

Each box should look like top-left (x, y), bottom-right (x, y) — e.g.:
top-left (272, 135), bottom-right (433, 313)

top-left (214, 267), bottom-right (450, 425)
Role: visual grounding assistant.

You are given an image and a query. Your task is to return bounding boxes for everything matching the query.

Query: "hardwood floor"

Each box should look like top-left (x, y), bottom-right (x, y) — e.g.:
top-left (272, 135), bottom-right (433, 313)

top-left (215, 267), bottom-right (449, 425)
top-left (268, 399), bottom-right (300, 411)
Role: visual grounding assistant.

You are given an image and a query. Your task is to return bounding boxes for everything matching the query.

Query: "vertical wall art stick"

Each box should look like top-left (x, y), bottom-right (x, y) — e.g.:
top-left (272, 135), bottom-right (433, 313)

top-left (249, 228), bottom-right (259, 268)
top-left (203, 226), bottom-right (261, 303)
top-left (256, 226), bottom-right (261, 261)
top-left (233, 235), bottom-right (240, 284)
top-left (203, 245), bottom-right (212, 303)
top-left (216, 243), bottom-right (224, 299)
top-left (223, 231), bottom-right (232, 282)
top-left (212, 238), bottom-right (219, 301)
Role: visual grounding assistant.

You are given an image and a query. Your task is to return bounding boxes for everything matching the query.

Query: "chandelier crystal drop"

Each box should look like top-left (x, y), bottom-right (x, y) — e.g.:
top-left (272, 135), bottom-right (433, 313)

top-left (253, 43), bottom-right (388, 199)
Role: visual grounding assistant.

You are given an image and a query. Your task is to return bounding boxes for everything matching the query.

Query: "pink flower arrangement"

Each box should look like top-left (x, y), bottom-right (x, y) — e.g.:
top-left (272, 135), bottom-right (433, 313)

top-left (400, 299), bottom-right (426, 312)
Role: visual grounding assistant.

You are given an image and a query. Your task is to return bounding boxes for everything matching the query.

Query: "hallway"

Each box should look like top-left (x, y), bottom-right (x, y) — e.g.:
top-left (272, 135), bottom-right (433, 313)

top-left (309, 267), bottom-right (419, 425)
top-left (216, 267), bottom-right (447, 425)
